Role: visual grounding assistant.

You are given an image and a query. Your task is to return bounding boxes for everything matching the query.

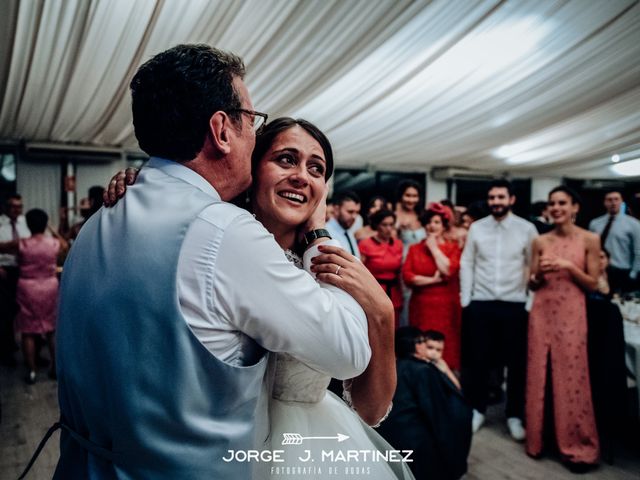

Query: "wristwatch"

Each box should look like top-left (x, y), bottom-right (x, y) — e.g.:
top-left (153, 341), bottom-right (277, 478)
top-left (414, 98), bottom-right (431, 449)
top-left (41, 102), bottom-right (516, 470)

top-left (303, 228), bottom-right (331, 246)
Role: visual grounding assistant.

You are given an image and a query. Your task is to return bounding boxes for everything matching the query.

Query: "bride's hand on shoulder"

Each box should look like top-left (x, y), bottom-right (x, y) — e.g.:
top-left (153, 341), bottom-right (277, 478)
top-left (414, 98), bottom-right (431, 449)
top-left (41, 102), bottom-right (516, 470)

top-left (310, 244), bottom-right (393, 316)
top-left (103, 167), bottom-right (139, 207)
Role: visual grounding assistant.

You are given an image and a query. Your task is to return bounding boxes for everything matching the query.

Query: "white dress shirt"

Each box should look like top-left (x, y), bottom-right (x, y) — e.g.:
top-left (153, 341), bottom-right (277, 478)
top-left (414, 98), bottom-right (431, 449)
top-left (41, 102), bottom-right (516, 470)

top-left (589, 212), bottom-right (640, 277)
top-left (326, 217), bottom-right (361, 259)
top-left (0, 214), bottom-right (30, 267)
top-left (460, 212), bottom-right (538, 307)
top-left (152, 158), bottom-right (371, 379)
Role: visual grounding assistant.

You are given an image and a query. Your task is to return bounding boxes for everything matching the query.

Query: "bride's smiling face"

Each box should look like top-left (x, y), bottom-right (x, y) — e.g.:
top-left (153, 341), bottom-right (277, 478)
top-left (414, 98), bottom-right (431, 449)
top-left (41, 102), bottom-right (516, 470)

top-left (252, 126), bottom-right (327, 230)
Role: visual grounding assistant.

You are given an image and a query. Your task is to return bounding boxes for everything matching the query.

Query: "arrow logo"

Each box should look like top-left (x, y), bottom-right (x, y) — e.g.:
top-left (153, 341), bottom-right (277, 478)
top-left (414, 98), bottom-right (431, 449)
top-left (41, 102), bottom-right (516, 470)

top-left (281, 433), bottom-right (350, 445)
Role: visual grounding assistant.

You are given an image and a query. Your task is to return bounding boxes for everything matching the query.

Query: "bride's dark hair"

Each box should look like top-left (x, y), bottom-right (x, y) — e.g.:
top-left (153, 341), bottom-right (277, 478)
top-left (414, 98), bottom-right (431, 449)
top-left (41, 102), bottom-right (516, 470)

top-left (232, 117), bottom-right (334, 210)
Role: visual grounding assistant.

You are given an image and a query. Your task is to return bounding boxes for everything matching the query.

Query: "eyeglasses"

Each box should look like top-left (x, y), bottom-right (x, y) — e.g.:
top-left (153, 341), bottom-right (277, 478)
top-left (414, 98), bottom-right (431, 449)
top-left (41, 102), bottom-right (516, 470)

top-left (230, 108), bottom-right (268, 131)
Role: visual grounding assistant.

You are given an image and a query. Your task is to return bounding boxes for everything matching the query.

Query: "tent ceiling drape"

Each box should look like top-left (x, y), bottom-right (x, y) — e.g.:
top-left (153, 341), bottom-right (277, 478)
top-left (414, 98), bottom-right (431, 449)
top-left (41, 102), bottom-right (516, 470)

top-left (1, 0), bottom-right (640, 178)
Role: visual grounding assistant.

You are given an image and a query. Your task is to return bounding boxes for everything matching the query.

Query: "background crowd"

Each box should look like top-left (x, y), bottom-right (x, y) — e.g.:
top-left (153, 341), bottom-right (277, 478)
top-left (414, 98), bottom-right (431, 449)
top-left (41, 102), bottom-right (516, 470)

top-left (0, 177), bottom-right (637, 479)
top-left (325, 180), bottom-right (637, 477)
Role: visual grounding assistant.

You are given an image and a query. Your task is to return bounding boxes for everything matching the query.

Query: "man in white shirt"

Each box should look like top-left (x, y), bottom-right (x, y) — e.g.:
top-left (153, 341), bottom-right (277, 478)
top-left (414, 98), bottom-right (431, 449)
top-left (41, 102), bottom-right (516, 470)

top-left (0, 194), bottom-right (30, 366)
top-left (460, 179), bottom-right (538, 441)
top-left (589, 190), bottom-right (640, 293)
top-left (326, 191), bottom-right (361, 259)
top-left (52, 45), bottom-right (371, 479)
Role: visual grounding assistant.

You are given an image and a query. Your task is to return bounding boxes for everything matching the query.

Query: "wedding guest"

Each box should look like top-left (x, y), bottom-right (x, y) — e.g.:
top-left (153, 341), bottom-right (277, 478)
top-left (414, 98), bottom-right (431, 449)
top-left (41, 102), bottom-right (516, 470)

top-left (355, 195), bottom-right (388, 241)
top-left (594, 249), bottom-right (611, 296)
top-left (460, 179), bottom-right (536, 440)
top-left (395, 180), bottom-right (425, 327)
top-left (589, 190), bottom-right (640, 293)
top-left (378, 326), bottom-right (472, 480)
top-left (461, 200), bottom-right (487, 229)
top-left (441, 200), bottom-right (466, 248)
top-left (403, 205), bottom-right (461, 370)
top-left (395, 180), bottom-right (425, 256)
top-left (527, 186), bottom-right (600, 472)
top-left (326, 190), bottom-right (361, 258)
top-left (67, 186), bottom-right (105, 242)
top-left (422, 329), bottom-right (461, 390)
top-left (586, 248), bottom-right (627, 463)
top-left (0, 194), bottom-right (30, 366)
top-left (530, 201), bottom-right (554, 234)
top-left (6, 210), bottom-right (66, 383)
top-left (359, 209), bottom-right (404, 325)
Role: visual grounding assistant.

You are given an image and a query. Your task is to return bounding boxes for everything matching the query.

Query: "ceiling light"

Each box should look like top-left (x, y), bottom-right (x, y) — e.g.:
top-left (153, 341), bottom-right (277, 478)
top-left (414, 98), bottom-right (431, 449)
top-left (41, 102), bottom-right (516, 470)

top-left (610, 158), bottom-right (640, 176)
top-left (611, 154), bottom-right (620, 163)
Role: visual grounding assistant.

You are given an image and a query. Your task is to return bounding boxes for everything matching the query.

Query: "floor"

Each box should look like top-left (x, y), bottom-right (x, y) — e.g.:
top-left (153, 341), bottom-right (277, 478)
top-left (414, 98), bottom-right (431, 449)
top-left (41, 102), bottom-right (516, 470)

top-left (1, 359), bottom-right (638, 480)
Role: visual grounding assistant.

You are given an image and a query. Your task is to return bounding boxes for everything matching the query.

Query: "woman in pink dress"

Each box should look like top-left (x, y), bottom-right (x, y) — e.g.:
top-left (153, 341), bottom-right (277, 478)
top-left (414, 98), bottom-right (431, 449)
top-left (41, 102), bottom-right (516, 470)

top-left (12, 209), bottom-right (65, 383)
top-left (526, 186), bottom-right (600, 472)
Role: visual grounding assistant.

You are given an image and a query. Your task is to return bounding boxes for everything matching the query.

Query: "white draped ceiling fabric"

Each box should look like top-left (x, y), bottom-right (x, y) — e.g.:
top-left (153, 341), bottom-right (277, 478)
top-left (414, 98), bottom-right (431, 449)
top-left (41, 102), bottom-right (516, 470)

top-left (1, 0), bottom-right (640, 178)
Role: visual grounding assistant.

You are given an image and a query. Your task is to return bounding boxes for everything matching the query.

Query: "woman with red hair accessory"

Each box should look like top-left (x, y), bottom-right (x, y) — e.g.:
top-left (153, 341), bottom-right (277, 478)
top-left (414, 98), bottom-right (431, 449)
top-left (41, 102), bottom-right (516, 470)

top-left (402, 204), bottom-right (462, 370)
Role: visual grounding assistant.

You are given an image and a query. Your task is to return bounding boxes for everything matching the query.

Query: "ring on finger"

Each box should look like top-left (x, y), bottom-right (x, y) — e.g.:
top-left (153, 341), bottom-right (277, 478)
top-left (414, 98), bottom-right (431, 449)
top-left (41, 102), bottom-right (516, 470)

top-left (335, 265), bottom-right (341, 275)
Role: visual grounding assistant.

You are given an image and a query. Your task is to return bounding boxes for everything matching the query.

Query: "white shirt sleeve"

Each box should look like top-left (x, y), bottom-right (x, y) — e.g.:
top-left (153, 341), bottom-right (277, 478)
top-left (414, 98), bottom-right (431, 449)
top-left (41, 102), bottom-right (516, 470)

top-left (459, 225), bottom-right (476, 307)
top-left (211, 214), bottom-right (371, 380)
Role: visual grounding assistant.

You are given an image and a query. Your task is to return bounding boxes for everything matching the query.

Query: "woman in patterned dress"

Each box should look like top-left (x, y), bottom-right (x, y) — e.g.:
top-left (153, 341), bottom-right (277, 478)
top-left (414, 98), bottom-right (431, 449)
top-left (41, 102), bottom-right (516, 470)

top-left (526, 186), bottom-right (600, 472)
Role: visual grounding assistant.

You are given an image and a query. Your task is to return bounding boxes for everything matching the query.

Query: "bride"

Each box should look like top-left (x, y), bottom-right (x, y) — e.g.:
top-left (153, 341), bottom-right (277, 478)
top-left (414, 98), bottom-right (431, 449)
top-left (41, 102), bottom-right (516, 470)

top-left (106, 117), bottom-right (414, 479)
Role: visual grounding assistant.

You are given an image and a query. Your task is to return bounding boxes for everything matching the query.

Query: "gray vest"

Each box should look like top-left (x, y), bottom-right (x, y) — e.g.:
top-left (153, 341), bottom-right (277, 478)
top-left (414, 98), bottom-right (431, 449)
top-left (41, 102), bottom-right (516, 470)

top-left (55, 162), bottom-right (267, 479)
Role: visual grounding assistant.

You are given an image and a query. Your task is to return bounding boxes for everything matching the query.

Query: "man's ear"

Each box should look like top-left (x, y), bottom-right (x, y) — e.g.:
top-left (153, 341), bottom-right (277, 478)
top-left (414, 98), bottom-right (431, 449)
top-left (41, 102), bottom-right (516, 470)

top-left (209, 111), bottom-right (231, 155)
top-left (509, 195), bottom-right (516, 206)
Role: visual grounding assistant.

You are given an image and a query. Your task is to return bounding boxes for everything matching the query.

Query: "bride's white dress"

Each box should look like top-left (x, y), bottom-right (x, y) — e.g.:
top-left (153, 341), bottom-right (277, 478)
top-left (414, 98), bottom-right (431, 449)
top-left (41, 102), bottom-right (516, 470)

top-left (262, 251), bottom-right (415, 479)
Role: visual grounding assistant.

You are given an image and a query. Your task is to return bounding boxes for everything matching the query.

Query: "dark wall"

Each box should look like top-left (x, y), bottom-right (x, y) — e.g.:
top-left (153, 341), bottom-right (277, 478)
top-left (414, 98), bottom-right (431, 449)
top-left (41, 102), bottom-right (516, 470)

top-left (332, 169), bottom-right (426, 209)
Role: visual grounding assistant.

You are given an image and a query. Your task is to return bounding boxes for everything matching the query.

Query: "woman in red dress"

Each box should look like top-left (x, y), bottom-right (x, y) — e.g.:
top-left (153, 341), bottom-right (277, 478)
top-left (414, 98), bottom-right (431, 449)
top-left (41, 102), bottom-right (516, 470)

top-left (359, 210), bottom-right (404, 326)
top-left (402, 205), bottom-right (461, 370)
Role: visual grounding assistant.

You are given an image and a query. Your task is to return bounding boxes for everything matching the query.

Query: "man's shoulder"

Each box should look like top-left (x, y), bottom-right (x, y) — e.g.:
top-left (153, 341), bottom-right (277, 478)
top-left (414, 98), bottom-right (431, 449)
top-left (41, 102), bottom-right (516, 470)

top-left (509, 214), bottom-right (536, 230)
top-left (326, 217), bottom-right (339, 228)
top-left (589, 214), bottom-right (607, 227)
top-left (325, 218), bottom-right (341, 234)
top-left (621, 214), bottom-right (640, 227)
top-left (197, 202), bottom-right (255, 231)
top-left (468, 216), bottom-right (490, 233)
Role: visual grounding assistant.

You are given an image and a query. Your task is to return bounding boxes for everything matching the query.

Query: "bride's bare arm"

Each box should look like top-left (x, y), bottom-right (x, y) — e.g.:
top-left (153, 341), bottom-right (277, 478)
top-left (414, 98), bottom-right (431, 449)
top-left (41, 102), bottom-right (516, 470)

top-left (311, 245), bottom-right (396, 425)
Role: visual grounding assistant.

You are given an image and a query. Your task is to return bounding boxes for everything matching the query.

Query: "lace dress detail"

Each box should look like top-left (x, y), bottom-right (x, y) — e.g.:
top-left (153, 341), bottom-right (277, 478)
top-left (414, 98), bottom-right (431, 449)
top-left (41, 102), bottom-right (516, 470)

top-left (284, 249), bottom-right (303, 268)
top-left (272, 353), bottom-right (331, 403)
